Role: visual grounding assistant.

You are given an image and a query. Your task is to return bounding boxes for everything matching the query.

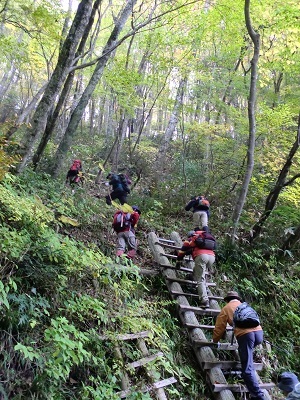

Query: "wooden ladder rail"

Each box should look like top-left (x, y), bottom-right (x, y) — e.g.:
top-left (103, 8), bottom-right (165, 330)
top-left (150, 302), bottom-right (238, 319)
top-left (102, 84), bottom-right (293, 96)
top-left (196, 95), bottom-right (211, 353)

top-left (148, 231), bottom-right (274, 400)
top-left (100, 330), bottom-right (176, 399)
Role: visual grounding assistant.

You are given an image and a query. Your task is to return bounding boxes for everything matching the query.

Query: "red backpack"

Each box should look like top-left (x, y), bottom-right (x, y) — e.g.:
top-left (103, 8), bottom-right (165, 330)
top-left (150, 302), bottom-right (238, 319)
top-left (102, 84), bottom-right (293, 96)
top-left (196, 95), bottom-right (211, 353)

top-left (112, 211), bottom-right (132, 232)
top-left (70, 159), bottom-right (82, 171)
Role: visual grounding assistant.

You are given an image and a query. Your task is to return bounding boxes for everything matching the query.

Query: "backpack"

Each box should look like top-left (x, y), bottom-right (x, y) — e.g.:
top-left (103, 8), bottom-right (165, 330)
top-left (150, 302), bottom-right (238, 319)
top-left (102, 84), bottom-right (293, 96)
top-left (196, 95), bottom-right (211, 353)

top-left (70, 159), bottom-right (81, 171)
top-left (112, 211), bottom-right (132, 232)
top-left (197, 196), bottom-right (210, 208)
top-left (194, 231), bottom-right (216, 250)
top-left (233, 302), bottom-right (260, 328)
top-left (118, 174), bottom-right (131, 194)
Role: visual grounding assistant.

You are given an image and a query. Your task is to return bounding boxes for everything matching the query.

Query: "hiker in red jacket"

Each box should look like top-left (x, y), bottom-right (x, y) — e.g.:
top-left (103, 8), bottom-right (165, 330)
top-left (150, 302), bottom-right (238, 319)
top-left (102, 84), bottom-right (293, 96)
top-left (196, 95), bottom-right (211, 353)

top-left (213, 291), bottom-right (264, 400)
top-left (112, 206), bottom-right (141, 259)
top-left (66, 159), bottom-right (83, 186)
top-left (176, 229), bottom-right (215, 308)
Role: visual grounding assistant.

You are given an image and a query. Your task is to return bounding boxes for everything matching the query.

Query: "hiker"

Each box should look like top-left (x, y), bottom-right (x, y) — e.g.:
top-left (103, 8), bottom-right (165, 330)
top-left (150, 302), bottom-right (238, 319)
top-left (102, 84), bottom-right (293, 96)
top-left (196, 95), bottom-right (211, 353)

top-left (112, 205), bottom-right (141, 259)
top-left (66, 159), bottom-right (83, 186)
top-left (176, 229), bottom-right (216, 308)
top-left (278, 372), bottom-right (300, 399)
top-left (213, 291), bottom-right (264, 400)
top-left (185, 195), bottom-right (210, 232)
top-left (105, 173), bottom-right (131, 205)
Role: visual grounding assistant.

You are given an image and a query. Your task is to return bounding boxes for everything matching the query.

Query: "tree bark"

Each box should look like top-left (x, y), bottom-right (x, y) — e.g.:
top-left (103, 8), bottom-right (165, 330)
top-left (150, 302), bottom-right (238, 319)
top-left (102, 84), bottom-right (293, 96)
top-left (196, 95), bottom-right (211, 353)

top-left (31, 0), bottom-right (102, 170)
top-left (155, 77), bottom-right (186, 178)
top-left (251, 113), bottom-right (300, 241)
top-left (16, 0), bottom-right (94, 173)
top-left (230, 0), bottom-right (260, 242)
top-left (51, 0), bottom-right (138, 177)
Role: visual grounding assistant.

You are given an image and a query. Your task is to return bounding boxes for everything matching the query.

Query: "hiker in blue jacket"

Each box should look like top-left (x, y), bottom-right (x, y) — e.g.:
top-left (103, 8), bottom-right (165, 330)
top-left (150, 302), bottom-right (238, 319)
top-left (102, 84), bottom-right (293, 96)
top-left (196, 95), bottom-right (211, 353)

top-left (105, 173), bottom-right (130, 205)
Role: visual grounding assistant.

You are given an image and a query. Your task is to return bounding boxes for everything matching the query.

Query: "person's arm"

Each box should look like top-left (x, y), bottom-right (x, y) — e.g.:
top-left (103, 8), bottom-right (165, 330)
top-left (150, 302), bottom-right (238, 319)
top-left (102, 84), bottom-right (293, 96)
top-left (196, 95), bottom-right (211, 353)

top-left (131, 212), bottom-right (140, 226)
top-left (213, 308), bottom-right (228, 343)
top-left (185, 199), bottom-right (196, 211)
top-left (177, 240), bottom-right (192, 260)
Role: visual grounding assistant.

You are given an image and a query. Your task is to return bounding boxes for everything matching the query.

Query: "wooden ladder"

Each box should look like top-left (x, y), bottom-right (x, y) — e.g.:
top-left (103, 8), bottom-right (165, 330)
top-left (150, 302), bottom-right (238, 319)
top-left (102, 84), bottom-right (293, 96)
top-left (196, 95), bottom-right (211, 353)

top-left (99, 330), bottom-right (176, 399)
top-left (148, 231), bottom-right (275, 400)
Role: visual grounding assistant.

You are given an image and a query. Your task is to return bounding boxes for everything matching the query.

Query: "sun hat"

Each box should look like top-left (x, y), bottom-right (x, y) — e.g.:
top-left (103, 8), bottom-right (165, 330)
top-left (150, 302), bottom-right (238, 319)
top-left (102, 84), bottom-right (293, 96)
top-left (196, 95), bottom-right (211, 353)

top-left (278, 372), bottom-right (299, 393)
top-left (223, 291), bottom-right (242, 302)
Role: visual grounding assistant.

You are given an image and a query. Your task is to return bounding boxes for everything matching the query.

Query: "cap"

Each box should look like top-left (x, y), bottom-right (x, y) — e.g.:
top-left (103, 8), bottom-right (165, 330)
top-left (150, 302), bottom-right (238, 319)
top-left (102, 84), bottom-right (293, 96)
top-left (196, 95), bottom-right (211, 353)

top-left (132, 205), bottom-right (141, 214)
top-left (187, 230), bottom-right (195, 237)
top-left (223, 291), bottom-right (242, 302)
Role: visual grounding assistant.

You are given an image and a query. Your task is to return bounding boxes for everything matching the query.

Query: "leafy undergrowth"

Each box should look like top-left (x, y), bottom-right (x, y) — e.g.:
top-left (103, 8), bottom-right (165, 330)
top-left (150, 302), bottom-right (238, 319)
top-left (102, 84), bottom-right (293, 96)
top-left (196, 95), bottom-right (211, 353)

top-left (0, 171), bottom-right (209, 399)
top-left (0, 170), bottom-right (299, 399)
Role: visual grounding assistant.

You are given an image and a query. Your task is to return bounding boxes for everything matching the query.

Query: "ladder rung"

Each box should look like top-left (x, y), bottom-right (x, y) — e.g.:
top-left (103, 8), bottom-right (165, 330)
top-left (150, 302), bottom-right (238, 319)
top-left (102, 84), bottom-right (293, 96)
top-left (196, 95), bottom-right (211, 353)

top-left (211, 382), bottom-right (275, 393)
top-left (179, 304), bottom-right (220, 316)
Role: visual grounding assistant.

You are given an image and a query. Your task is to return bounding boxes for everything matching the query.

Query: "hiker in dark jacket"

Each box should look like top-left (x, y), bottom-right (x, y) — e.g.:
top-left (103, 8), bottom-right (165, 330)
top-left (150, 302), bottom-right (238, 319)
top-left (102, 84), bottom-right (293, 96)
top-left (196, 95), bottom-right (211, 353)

top-left (278, 372), bottom-right (300, 400)
top-left (185, 195), bottom-right (210, 232)
top-left (112, 205), bottom-right (141, 259)
top-left (176, 230), bottom-right (215, 308)
top-left (105, 173), bottom-right (130, 205)
top-left (213, 291), bottom-right (264, 400)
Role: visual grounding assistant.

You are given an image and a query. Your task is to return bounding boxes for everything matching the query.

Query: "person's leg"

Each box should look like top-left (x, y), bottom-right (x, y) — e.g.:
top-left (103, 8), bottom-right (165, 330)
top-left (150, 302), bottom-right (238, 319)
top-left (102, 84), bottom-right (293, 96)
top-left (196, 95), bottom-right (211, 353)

top-left (200, 211), bottom-right (208, 228)
top-left (116, 232), bottom-right (126, 256)
top-left (118, 192), bottom-right (127, 205)
top-left (193, 255), bottom-right (209, 307)
top-left (126, 231), bottom-right (137, 259)
top-left (193, 211), bottom-right (208, 230)
top-left (237, 331), bottom-right (265, 399)
top-left (192, 211), bottom-right (202, 228)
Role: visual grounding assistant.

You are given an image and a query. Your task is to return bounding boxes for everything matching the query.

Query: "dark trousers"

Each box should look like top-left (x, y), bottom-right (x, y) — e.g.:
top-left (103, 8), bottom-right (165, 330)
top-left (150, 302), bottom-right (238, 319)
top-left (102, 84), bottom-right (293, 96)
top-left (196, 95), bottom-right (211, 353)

top-left (105, 190), bottom-right (127, 205)
top-left (237, 330), bottom-right (265, 399)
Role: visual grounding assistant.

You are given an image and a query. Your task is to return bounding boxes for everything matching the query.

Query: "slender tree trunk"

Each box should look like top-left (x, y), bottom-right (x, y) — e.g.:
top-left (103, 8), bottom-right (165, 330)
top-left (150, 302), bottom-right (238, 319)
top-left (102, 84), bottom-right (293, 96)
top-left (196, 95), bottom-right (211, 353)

top-left (31, 0), bottom-right (101, 170)
top-left (251, 114), bottom-right (300, 241)
top-left (51, 0), bottom-right (137, 177)
top-left (155, 77), bottom-right (186, 177)
top-left (17, 0), bottom-right (94, 173)
top-left (0, 63), bottom-right (16, 101)
top-left (5, 84), bottom-right (47, 139)
top-left (230, 0), bottom-right (260, 242)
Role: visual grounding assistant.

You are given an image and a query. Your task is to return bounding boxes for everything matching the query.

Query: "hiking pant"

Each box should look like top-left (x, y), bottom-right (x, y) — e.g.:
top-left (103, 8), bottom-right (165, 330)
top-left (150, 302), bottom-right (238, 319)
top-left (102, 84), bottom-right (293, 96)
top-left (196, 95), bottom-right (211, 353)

top-left (193, 210), bottom-right (208, 230)
top-left (237, 331), bottom-right (265, 400)
top-left (106, 190), bottom-right (127, 205)
top-left (116, 231), bottom-right (137, 259)
top-left (193, 253), bottom-right (215, 303)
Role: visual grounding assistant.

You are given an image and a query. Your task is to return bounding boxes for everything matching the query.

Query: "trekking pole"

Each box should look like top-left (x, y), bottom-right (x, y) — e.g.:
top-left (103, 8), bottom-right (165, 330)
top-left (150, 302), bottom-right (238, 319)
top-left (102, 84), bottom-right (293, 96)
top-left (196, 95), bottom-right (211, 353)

top-left (263, 339), bottom-right (290, 354)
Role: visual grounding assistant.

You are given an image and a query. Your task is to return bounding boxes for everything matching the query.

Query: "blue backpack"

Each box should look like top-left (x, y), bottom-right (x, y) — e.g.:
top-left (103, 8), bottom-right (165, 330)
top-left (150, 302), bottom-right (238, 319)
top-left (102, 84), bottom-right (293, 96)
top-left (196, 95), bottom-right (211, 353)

top-left (233, 302), bottom-right (260, 328)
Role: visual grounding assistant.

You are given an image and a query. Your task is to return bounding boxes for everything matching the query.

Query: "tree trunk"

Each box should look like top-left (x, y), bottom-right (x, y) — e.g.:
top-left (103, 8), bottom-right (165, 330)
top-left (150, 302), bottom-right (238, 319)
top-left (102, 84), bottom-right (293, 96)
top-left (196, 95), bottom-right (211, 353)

top-left (5, 84), bottom-right (47, 139)
top-left (251, 114), bottom-right (300, 241)
top-left (17, 0), bottom-right (94, 173)
top-left (51, 0), bottom-right (138, 177)
top-left (31, 0), bottom-right (101, 170)
top-left (155, 77), bottom-right (186, 178)
top-left (0, 63), bottom-right (16, 102)
top-left (230, 0), bottom-right (260, 243)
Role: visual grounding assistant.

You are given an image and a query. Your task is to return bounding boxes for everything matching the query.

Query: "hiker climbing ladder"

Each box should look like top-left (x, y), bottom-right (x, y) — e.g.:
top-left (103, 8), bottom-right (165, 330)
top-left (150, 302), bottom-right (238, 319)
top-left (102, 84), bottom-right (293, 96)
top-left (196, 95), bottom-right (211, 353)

top-left (148, 231), bottom-right (275, 400)
top-left (99, 330), bottom-right (176, 399)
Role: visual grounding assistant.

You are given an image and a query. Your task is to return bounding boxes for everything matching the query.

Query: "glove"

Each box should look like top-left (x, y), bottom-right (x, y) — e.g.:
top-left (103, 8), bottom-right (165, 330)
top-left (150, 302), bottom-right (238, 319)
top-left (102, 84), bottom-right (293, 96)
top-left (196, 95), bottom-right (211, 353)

top-left (104, 182), bottom-right (110, 186)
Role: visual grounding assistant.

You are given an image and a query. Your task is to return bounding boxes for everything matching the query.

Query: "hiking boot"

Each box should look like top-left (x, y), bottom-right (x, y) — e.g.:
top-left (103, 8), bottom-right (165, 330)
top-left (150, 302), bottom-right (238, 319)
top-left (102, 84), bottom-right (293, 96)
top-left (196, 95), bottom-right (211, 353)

top-left (200, 301), bottom-right (210, 309)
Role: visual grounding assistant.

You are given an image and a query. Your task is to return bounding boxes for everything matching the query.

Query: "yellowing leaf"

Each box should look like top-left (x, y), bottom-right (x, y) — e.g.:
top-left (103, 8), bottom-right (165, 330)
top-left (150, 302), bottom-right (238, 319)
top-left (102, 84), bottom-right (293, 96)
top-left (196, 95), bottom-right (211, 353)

top-left (58, 215), bottom-right (80, 226)
top-left (111, 201), bottom-right (133, 213)
top-left (98, 162), bottom-right (105, 171)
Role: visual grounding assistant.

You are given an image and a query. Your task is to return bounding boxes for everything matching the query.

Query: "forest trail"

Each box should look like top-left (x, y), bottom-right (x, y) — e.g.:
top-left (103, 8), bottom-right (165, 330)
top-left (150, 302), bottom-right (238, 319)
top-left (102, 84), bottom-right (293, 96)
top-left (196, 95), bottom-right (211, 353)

top-left (147, 231), bottom-right (276, 400)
